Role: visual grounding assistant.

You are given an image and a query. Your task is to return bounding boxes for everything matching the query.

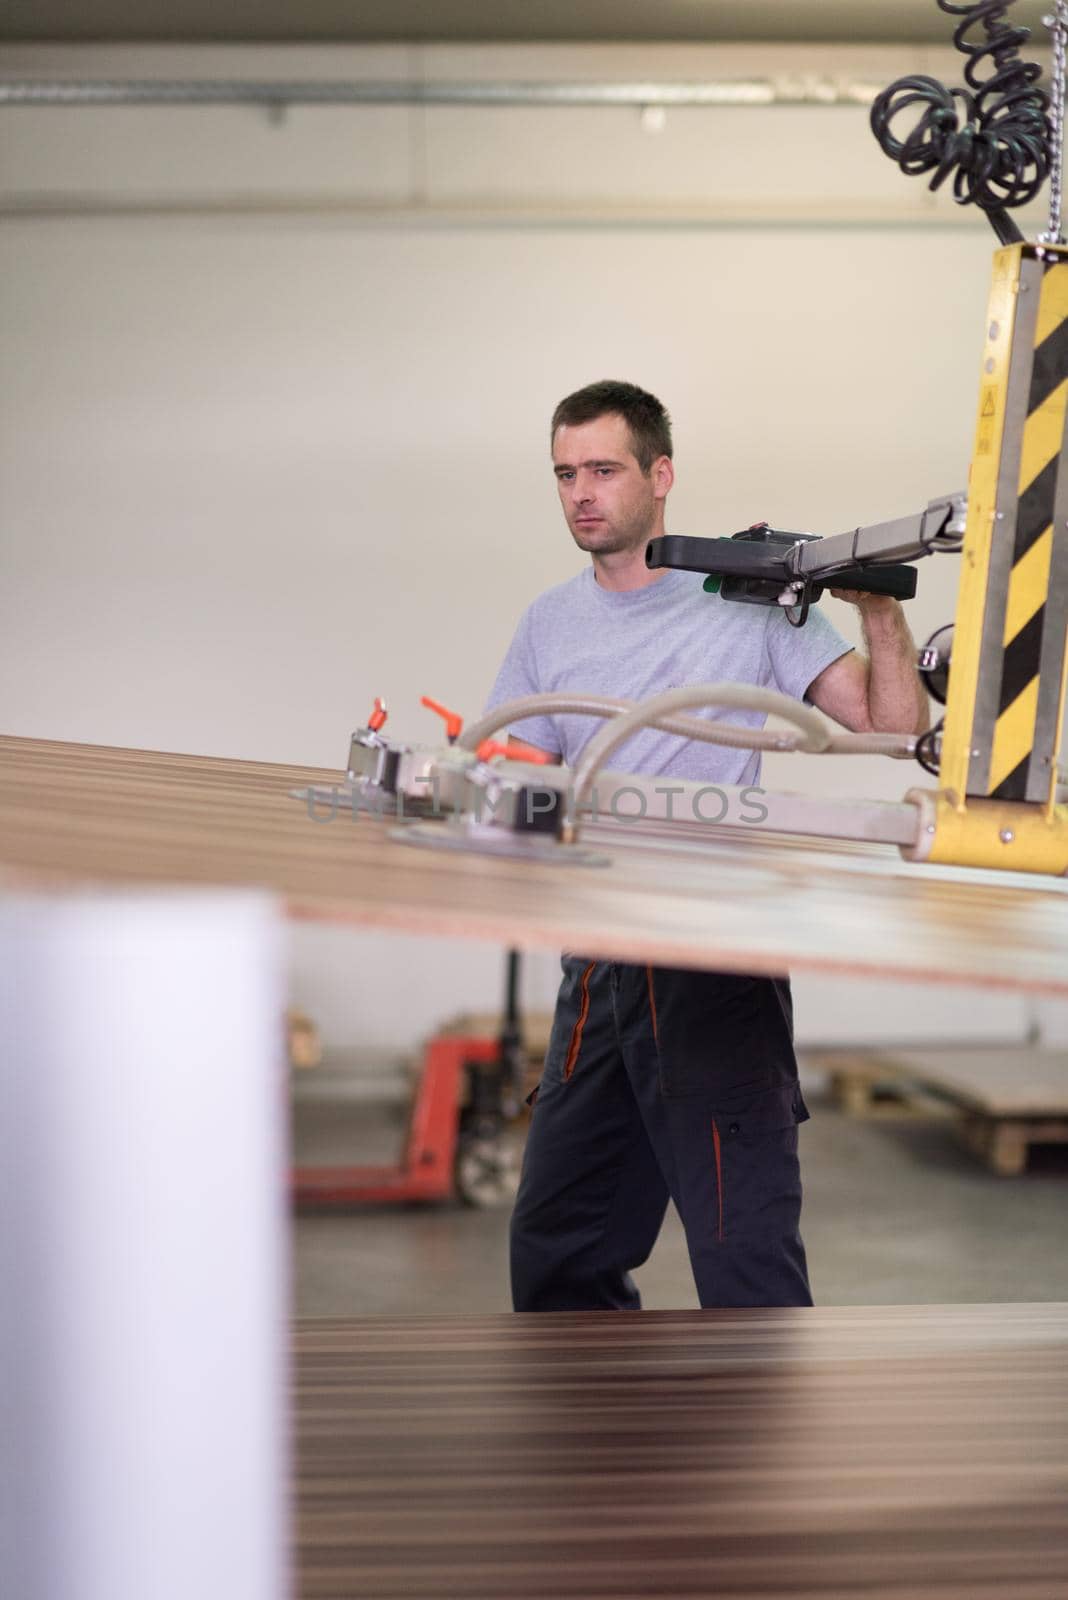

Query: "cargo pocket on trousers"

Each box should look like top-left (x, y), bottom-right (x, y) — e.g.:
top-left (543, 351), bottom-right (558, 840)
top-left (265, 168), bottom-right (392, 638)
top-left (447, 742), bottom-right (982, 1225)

top-left (708, 1083), bottom-right (808, 1242)
top-left (652, 971), bottom-right (782, 1100)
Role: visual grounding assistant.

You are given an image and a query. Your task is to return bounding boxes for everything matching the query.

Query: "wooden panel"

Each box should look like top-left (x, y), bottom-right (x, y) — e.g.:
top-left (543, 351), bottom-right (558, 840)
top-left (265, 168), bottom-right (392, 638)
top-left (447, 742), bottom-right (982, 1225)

top-left (2, 735), bottom-right (1068, 992)
top-left (294, 1305), bottom-right (1068, 1600)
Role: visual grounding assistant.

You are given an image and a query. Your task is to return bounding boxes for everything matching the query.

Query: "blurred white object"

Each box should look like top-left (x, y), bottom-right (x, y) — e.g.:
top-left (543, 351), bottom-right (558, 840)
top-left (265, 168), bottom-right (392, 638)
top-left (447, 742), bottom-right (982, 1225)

top-left (0, 891), bottom-right (288, 1600)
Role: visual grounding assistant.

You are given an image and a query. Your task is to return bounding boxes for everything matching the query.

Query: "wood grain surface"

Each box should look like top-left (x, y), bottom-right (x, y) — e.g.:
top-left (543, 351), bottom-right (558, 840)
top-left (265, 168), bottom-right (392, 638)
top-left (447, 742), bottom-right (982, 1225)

top-left (294, 1304), bottom-right (1068, 1600)
top-left (3, 735), bottom-right (1068, 992)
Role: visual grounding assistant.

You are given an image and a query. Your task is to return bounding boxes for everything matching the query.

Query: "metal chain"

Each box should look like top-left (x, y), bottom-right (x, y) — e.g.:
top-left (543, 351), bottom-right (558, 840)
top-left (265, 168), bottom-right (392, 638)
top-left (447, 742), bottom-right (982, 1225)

top-left (1041, 3), bottom-right (1068, 243)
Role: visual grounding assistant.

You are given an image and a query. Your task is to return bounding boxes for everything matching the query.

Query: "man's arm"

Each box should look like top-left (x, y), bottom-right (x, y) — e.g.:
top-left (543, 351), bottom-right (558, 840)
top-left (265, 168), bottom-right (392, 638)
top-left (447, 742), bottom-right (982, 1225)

top-left (806, 594), bottom-right (930, 736)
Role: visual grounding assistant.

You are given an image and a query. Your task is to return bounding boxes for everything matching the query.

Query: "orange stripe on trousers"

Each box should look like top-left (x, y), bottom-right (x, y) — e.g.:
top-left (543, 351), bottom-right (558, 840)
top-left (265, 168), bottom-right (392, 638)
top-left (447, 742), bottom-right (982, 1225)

top-left (563, 962), bottom-right (596, 1081)
top-left (646, 965), bottom-right (659, 1045)
top-left (711, 1119), bottom-right (724, 1241)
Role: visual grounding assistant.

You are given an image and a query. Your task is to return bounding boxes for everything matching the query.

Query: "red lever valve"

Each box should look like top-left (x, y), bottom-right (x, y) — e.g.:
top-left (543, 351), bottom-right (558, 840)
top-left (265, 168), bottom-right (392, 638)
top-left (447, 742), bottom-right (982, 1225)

top-left (367, 697), bottom-right (387, 733)
top-left (421, 695), bottom-right (464, 742)
top-left (476, 738), bottom-right (554, 765)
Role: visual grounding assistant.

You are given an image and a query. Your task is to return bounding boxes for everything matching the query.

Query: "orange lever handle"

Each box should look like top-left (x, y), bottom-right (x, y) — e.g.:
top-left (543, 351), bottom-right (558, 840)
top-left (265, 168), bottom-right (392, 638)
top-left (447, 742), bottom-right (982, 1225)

top-left (476, 738), bottom-right (554, 765)
top-left (421, 695), bottom-right (464, 742)
top-left (367, 697), bottom-right (388, 733)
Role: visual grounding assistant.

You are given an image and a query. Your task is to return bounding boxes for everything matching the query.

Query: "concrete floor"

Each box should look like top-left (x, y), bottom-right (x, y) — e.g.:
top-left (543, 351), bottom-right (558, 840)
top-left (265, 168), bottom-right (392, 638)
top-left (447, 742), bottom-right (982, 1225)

top-left (292, 1070), bottom-right (1068, 1316)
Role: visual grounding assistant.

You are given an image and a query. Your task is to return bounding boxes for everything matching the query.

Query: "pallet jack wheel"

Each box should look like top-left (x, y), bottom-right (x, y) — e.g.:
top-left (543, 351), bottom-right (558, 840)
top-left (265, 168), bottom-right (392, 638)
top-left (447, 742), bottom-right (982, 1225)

top-left (454, 1126), bottom-right (520, 1209)
top-left (452, 948), bottom-right (527, 1208)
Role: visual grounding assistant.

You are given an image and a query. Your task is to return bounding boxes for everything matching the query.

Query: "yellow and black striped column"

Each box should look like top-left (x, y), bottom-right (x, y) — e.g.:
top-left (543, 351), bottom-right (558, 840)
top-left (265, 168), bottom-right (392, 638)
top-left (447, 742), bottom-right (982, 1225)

top-left (939, 244), bottom-right (1068, 816)
top-left (989, 261), bottom-right (1068, 801)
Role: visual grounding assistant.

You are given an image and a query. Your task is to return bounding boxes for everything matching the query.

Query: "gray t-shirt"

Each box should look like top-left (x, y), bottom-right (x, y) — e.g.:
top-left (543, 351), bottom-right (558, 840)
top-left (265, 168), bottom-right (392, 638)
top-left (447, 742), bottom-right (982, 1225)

top-left (486, 566), bottom-right (852, 786)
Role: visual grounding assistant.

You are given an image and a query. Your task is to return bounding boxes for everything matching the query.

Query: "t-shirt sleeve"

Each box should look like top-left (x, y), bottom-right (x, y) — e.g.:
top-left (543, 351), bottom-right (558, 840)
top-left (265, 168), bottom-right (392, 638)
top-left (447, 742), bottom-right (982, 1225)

top-left (765, 603), bottom-right (853, 703)
top-left (483, 603), bottom-right (562, 754)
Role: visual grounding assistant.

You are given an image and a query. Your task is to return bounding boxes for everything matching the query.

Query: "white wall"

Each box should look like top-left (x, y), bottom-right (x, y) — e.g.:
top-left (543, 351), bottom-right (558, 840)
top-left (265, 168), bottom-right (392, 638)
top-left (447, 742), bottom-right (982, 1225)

top-left (2, 41), bottom-right (1061, 1054)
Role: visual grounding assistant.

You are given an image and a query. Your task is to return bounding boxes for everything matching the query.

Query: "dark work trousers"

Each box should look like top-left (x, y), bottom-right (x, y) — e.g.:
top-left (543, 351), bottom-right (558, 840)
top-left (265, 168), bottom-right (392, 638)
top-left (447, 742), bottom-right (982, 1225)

top-left (510, 957), bottom-right (812, 1311)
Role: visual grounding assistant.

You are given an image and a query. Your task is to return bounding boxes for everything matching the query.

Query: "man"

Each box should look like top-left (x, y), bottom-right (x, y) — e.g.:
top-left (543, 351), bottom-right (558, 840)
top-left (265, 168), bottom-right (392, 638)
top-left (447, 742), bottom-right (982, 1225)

top-left (487, 380), bottom-right (929, 1312)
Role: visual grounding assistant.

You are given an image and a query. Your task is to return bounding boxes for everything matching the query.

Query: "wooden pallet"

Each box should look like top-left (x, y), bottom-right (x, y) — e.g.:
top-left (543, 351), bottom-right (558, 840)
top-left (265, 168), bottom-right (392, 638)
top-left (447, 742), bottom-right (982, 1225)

top-left (441, 1008), bottom-right (555, 1055)
top-left (436, 1009), bottom-right (555, 1105)
top-left (814, 1051), bottom-right (959, 1121)
top-left (808, 1047), bottom-right (1068, 1175)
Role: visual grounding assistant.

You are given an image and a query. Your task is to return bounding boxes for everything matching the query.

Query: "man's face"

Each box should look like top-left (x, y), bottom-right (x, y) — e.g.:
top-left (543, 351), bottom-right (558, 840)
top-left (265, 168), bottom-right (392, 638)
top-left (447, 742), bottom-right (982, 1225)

top-left (552, 413), bottom-right (670, 558)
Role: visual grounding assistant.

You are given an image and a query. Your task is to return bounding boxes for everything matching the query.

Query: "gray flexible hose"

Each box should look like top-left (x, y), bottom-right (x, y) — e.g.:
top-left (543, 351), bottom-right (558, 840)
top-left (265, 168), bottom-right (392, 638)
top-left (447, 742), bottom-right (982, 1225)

top-left (459, 691), bottom-right (917, 776)
top-left (459, 692), bottom-right (814, 756)
top-left (564, 684), bottom-right (833, 839)
top-left (824, 730), bottom-right (918, 756)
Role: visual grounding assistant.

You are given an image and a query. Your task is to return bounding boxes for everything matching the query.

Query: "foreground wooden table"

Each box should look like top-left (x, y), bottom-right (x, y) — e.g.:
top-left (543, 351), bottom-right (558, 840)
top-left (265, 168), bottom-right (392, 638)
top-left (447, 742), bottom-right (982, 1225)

top-left (294, 1305), bottom-right (1067, 1600)
top-left (3, 735), bottom-right (1068, 991)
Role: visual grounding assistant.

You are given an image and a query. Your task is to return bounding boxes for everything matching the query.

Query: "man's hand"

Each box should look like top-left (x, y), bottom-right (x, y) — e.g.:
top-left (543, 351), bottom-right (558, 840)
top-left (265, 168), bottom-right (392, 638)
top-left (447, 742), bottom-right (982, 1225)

top-left (827, 588), bottom-right (898, 613)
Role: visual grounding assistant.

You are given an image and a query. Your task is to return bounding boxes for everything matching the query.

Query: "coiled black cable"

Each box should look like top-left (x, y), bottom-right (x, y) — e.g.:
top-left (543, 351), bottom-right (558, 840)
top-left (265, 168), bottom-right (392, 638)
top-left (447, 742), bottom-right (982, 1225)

top-left (870, 0), bottom-right (1051, 244)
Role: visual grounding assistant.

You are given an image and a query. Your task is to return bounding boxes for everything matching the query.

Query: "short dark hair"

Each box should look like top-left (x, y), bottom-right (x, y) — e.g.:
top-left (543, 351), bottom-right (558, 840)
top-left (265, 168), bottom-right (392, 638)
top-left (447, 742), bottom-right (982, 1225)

top-left (550, 380), bottom-right (673, 473)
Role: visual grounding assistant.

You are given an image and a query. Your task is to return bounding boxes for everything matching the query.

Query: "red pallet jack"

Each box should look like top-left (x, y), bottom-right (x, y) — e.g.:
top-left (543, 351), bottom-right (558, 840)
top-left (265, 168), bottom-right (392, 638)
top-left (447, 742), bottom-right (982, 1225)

top-left (292, 951), bottom-right (528, 1209)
